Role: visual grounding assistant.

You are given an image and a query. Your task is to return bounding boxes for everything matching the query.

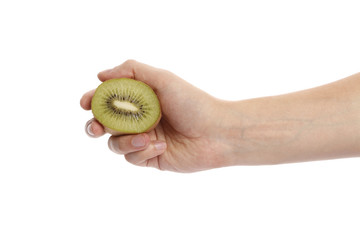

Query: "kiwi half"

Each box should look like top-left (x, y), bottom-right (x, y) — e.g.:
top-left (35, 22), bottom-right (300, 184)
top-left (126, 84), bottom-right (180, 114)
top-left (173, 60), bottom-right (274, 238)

top-left (91, 78), bottom-right (161, 135)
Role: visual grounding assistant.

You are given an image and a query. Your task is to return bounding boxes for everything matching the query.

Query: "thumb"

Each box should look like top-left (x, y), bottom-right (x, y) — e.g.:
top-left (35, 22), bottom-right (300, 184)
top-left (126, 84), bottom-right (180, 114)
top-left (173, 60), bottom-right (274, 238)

top-left (97, 60), bottom-right (166, 91)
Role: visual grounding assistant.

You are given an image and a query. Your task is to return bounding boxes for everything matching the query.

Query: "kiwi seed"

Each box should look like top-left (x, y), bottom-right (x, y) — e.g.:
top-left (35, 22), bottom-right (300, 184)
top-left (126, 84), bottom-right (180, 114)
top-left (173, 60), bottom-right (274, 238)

top-left (91, 78), bottom-right (161, 135)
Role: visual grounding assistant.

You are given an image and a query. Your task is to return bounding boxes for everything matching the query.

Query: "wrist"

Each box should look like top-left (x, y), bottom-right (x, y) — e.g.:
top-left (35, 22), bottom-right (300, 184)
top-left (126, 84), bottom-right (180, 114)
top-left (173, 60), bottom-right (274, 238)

top-left (208, 99), bottom-right (253, 167)
top-left (216, 97), bottom-right (305, 166)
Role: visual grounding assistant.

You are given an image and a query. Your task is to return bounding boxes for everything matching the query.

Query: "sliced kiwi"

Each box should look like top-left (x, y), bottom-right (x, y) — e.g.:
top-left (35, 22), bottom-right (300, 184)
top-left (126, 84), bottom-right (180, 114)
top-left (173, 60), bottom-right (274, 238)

top-left (91, 78), bottom-right (161, 135)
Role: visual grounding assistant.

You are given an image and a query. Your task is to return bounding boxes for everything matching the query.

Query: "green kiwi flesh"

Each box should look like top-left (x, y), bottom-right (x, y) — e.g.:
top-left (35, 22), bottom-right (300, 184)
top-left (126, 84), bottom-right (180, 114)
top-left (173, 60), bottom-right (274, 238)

top-left (91, 78), bottom-right (161, 134)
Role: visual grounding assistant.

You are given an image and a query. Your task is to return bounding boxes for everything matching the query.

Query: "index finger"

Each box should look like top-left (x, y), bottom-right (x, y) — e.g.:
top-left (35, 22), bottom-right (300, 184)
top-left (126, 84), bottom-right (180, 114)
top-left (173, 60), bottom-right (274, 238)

top-left (97, 60), bottom-right (135, 82)
top-left (96, 60), bottom-right (165, 92)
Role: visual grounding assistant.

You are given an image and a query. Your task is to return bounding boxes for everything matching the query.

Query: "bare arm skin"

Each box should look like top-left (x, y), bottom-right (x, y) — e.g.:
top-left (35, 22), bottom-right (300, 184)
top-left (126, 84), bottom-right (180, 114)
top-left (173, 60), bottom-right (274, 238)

top-left (80, 60), bottom-right (360, 172)
top-left (218, 73), bottom-right (360, 166)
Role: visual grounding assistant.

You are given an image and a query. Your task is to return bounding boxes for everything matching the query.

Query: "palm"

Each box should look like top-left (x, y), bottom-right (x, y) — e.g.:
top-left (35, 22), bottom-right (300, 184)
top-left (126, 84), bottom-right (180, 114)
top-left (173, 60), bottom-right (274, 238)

top-left (147, 86), bottom-right (221, 172)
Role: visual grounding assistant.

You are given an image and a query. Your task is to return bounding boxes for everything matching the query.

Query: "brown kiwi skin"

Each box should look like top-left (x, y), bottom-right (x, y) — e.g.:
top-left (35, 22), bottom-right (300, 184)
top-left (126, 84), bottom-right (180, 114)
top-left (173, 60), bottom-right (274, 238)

top-left (101, 112), bottom-right (162, 136)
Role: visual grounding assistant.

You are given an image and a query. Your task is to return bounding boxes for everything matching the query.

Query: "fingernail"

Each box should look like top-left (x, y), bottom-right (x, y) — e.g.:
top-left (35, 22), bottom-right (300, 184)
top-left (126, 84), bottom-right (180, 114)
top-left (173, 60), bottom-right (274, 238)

top-left (131, 135), bottom-right (146, 148)
top-left (85, 120), bottom-right (94, 136)
top-left (154, 142), bottom-right (166, 151)
top-left (108, 138), bottom-right (116, 152)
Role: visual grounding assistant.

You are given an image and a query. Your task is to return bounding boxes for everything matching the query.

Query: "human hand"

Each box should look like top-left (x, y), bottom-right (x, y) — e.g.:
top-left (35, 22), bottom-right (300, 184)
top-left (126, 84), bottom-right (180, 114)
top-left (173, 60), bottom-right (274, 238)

top-left (80, 60), bottom-right (230, 172)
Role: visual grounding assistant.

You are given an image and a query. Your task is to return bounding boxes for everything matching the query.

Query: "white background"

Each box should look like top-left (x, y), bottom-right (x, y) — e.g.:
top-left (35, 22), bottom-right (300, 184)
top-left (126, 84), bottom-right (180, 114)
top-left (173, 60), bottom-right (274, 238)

top-left (0, 0), bottom-right (359, 239)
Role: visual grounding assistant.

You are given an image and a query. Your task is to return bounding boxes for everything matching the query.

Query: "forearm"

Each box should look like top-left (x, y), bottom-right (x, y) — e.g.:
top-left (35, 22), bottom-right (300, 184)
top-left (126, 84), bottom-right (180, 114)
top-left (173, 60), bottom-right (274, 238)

top-left (221, 73), bottom-right (360, 165)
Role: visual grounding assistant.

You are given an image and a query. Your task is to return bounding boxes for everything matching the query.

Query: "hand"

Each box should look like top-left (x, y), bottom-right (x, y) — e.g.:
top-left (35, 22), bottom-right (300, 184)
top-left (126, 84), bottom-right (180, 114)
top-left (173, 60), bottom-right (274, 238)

top-left (80, 60), bottom-right (230, 172)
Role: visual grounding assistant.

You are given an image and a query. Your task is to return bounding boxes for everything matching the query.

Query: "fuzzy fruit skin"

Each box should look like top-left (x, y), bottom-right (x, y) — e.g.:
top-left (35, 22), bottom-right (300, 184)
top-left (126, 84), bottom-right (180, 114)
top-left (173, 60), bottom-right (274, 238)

top-left (103, 112), bottom-right (162, 136)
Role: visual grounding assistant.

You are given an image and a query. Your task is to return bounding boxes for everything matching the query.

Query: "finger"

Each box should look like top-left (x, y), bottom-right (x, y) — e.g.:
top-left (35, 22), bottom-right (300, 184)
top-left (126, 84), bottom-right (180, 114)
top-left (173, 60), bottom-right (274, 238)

top-left (145, 157), bottom-right (162, 169)
top-left (124, 141), bottom-right (167, 166)
top-left (85, 118), bottom-right (105, 138)
top-left (108, 133), bottom-right (150, 155)
top-left (97, 63), bottom-right (134, 82)
top-left (97, 59), bottom-right (165, 91)
top-left (80, 89), bottom-right (96, 110)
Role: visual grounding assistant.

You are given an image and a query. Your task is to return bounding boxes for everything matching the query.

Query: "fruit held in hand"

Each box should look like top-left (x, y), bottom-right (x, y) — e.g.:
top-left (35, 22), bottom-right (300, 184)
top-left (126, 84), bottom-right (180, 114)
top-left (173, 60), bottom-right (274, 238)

top-left (91, 78), bottom-right (161, 135)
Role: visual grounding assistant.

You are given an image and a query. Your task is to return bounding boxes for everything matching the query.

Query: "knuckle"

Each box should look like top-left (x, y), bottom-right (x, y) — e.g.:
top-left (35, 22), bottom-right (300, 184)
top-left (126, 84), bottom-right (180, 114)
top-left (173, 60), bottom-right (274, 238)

top-left (116, 142), bottom-right (128, 154)
top-left (123, 59), bottom-right (137, 66)
top-left (124, 153), bottom-right (135, 163)
top-left (108, 137), bottom-right (125, 154)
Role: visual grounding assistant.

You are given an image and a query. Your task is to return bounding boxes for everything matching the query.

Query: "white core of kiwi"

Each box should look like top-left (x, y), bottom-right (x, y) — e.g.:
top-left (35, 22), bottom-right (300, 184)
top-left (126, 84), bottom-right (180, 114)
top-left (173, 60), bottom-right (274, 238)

top-left (113, 100), bottom-right (139, 111)
top-left (91, 78), bottom-right (161, 135)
